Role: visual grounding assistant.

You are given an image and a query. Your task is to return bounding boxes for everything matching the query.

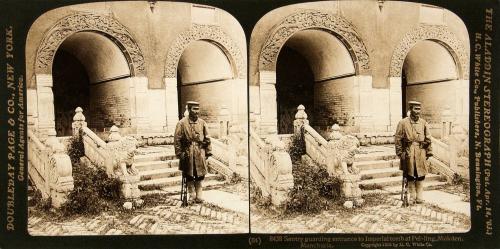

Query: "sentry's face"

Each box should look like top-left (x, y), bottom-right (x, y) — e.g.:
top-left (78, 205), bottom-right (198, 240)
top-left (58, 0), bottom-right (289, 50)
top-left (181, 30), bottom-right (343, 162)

top-left (189, 106), bottom-right (200, 119)
top-left (410, 105), bottom-right (421, 118)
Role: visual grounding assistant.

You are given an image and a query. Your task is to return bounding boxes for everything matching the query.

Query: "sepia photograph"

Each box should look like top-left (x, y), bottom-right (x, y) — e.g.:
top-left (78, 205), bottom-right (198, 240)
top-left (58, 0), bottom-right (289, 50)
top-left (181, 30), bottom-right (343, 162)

top-left (25, 1), bottom-right (249, 235)
top-left (249, 1), bottom-right (471, 234)
top-left (1, 0), bottom-right (498, 248)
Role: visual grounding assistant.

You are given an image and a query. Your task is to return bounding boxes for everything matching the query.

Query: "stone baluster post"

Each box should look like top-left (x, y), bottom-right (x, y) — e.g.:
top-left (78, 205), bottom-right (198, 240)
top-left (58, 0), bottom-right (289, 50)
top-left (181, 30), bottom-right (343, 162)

top-left (441, 106), bottom-right (453, 139)
top-left (108, 125), bottom-right (122, 142)
top-left (218, 105), bottom-right (231, 139)
top-left (72, 107), bottom-right (87, 138)
top-left (293, 105), bottom-right (309, 136)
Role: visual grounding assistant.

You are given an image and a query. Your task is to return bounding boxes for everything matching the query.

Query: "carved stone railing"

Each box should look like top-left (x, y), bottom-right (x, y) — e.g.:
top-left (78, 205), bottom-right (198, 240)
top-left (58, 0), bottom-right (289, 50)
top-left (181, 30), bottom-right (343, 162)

top-left (294, 105), bottom-right (363, 206)
top-left (249, 128), bottom-right (293, 206)
top-left (72, 107), bottom-right (140, 200)
top-left (28, 129), bottom-right (74, 208)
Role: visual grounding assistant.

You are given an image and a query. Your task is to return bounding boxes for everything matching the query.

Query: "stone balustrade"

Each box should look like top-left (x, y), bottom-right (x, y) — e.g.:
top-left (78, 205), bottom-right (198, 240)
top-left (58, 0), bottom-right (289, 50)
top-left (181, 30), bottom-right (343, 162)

top-left (72, 107), bottom-right (141, 200)
top-left (28, 129), bottom-right (74, 208)
top-left (294, 106), bottom-right (364, 206)
top-left (249, 128), bottom-right (293, 206)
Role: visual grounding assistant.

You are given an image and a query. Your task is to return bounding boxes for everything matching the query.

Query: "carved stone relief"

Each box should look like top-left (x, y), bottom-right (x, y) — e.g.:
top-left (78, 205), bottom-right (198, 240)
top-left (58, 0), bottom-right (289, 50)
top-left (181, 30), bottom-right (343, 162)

top-left (164, 24), bottom-right (246, 79)
top-left (258, 10), bottom-right (370, 74)
top-left (35, 13), bottom-right (146, 76)
top-left (389, 24), bottom-right (469, 79)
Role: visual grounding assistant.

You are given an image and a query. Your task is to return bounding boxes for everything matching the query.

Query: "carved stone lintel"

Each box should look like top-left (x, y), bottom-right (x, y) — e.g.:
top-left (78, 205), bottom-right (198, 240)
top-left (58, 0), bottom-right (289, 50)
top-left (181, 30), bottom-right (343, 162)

top-left (389, 24), bottom-right (469, 79)
top-left (259, 10), bottom-right (370, 74)
top-left (35, 13), bottom-right (146, 76)
top-left (165, 24), bottom-right (246, 79)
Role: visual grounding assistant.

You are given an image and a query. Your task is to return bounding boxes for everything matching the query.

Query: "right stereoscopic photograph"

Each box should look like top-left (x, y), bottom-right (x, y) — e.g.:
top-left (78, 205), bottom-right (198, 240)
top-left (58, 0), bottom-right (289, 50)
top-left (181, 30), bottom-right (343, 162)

top-left (249, 1), bottom-right (471, 233)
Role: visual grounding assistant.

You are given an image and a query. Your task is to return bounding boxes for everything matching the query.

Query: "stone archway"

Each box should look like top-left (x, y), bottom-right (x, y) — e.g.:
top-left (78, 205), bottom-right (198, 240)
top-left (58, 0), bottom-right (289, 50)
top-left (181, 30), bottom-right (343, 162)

top-left (163, 24), bottom-right (247, 133)
top-left (35, 13), bottom-right (146, 77)
top-left (256, 9), bottom-right (370, 135)
top-left (389, 24), bottom-right (469, 79)
top-left (258, 9), bottom-right (370, 75)
top-left (388, 24), bottom-right (469, 132)
top-left (31, 12), bottom-right (147, 136)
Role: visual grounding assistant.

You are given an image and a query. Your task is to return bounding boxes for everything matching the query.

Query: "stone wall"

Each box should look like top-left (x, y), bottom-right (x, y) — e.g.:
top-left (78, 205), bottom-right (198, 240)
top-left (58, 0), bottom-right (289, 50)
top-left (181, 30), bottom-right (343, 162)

top-left (89, 78), bottom-right (132, 133)
top-left (313, 76), bottom-right (357, 132)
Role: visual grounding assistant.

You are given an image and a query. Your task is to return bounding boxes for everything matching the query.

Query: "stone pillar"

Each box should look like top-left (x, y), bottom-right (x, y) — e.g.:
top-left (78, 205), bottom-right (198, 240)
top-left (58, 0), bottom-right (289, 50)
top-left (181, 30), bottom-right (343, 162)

top-left (259, 71), bottom-right (278, 135)
top-left (218, 105), bottom-right (230, 139)
top-left (35, 74), bottom-right (56, 138)
top-left (27, 88), bottom-right (38, 130)
top-left (388, 77), bottom-right (403, 132)
top-left (164, 77), bottom-right (179, 133)
top-left (441, 106), bottom-right (453, 139)
top-left (133, 77), bottom-right (151, 133)
top-left (231, 78), bottom-right (247, 123)
top-left (293, 105), bottom-right (309, 136)
top-left (72, 107), bottom-right (87, 137)
top-left (356, 76), bottom-right (374, 133)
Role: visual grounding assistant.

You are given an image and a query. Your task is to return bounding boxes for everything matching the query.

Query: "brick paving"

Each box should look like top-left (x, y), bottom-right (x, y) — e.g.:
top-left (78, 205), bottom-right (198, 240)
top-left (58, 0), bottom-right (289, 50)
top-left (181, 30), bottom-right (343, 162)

top-left (29, 196), bottom-right (249, 236)
top-left (251, 194), bottom-right (470, 234)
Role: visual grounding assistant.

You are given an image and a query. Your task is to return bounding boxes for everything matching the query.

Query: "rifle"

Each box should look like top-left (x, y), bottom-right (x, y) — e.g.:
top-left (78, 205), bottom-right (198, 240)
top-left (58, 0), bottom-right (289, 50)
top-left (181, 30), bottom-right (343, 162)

top-left (401, 175), bottom-right (409, 207)
top-left (400, 152), bottom-right (409, 207)
top-left (180, 172), bottom-right (188, 207)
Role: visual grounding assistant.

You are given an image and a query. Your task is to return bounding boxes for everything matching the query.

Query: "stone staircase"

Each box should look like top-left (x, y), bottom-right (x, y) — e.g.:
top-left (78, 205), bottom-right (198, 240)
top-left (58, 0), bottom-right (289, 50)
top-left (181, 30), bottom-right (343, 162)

top-left (134, 145), bottom-right (225, 195)
top-left (355, 144), bottom-right (447, 192)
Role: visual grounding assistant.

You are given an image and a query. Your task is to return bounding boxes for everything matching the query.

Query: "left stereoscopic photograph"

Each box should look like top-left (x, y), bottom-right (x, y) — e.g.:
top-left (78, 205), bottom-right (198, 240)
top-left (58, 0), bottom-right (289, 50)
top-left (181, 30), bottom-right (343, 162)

top-left (26, 1), bottom-right (249, 235)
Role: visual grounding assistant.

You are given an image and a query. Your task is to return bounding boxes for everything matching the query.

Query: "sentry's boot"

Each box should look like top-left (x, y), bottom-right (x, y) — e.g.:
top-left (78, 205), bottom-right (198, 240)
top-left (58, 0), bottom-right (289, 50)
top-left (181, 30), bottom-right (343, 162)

top-left (194, 180), bottom-right (204, 203)
top-left (415, 180), bottom-right (424, 204)
top-left (408, 181), bottom-right (417, 204)
top-left (187, 181), bottom-right (195, 202)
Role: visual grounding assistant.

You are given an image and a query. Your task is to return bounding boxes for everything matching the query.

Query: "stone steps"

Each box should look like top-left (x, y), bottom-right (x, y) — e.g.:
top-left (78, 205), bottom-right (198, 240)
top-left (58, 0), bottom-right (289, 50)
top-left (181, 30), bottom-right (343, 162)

top-left (134, 145), bottom-right (224, 194)
top-left (134, 153), bottom-right (177, 163)
top-left (356, 145), bottom-right (447, 191)
top-left (360, 174), bottom-right (442, 189)
top-left (139, 167), bottom-right (182, 181)
top-left (134, 160), bottom-right (179, 171)
top-left (354, 159), bottom-right (400, 171)
top-left (138, 174), bottom-right (220, 189)
top-left (360, 167), bottom-right (402, 180)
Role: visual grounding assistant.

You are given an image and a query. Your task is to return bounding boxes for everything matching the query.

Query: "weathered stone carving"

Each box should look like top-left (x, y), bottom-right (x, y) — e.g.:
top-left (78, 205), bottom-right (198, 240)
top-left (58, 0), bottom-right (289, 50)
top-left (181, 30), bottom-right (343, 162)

top-left (35, 12), bottom-right (146, 76)
top-left (389, 24), bottom-right (469, 79)
top-left (295, 107), bottom-right (364, 207)
top-left (258, 10), bottom-right (370, 74)
top-left (165, 24), bottom-right (246, 79)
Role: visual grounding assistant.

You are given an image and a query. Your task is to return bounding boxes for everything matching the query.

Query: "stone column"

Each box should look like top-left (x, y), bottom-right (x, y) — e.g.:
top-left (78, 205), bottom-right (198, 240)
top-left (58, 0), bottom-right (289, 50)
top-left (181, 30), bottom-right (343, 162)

top-left (259, 71), bottom-right (278, 135)
top-left (293, 105), bottom-right (309, 136)
top-left (35, 74), bottom-right (56, 139)
top-left (133, 77), bottom-right (151, 133)
top-left (72, 107), bottom-right (87, 137)
top-left (27, 88), bottom-right (38, 130)
top-left (441, 106), bottom-right (453, 139)
top-left (164, 77), bottom-right (179, 133)
top-left (388, 77), bottom-right (403, 132)
top-left (356, 75), bottom-right (375, 133)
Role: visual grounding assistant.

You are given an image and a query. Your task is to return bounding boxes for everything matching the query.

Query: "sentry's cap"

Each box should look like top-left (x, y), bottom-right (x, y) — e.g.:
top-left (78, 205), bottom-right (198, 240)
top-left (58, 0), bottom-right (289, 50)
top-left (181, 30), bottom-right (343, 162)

top-left (408, 100), bottom-right (421, 106)
top-left (186, 101), bottom-right (200, 108)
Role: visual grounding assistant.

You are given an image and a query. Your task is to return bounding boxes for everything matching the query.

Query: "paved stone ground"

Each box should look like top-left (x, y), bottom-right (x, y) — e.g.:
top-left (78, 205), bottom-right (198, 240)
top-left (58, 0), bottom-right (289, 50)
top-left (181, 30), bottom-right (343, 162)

top-left (29, 183), bottom-right (249, 236)
top-left (251, 192), bottom-right (471, 234)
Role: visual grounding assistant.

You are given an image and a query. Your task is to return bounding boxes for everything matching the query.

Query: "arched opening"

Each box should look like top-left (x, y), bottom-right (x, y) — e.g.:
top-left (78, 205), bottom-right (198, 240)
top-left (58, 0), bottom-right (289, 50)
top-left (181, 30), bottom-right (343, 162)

top-left (275, 29), bottom-right (356, 135)
top-left (176, 40), bottom-right (234, 132)
top-left (52, 31), bottom-right (132, 136)
top-left (402, 40), bottom-right (459, 138)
